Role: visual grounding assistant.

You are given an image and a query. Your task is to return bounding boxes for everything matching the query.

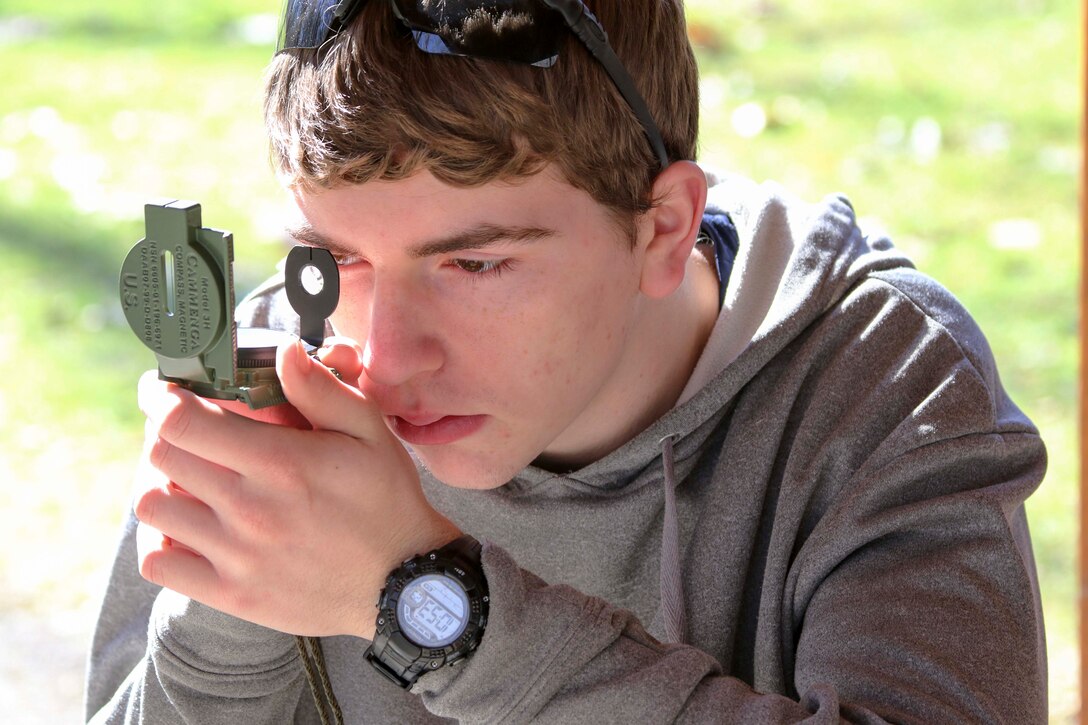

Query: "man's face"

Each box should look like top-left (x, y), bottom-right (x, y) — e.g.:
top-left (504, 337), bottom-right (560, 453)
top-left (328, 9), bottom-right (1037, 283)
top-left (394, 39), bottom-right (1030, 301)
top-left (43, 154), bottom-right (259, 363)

top-left (288, 167), bottom-right (651, 489)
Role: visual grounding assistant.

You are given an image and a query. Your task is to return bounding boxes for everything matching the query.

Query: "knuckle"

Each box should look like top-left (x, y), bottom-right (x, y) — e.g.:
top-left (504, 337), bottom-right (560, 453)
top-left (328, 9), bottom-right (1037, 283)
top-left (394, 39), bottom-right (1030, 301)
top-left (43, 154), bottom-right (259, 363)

top-left (159, 396), bottom-right (195, 441)
top-left (232, 505), bottom-right (281, 543)
top-left (147, 435), bottom-right (174, 472)
top-left (133, 486), bottom-right (160, 525)
top-left (269, 450), bottom-right (305, 484)
top-left (215, 474), bottom-right (245, 514)
top-left (140, 550), bottom-right (166, 588)
top-left (247, 445), bottom-right (301, 491)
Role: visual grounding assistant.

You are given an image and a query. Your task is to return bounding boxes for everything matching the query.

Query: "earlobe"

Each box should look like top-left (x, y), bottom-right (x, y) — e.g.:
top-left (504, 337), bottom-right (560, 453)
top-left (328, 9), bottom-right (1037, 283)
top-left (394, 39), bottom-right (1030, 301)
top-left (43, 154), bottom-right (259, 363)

top-left (638, 161), bottom-right (709, 299)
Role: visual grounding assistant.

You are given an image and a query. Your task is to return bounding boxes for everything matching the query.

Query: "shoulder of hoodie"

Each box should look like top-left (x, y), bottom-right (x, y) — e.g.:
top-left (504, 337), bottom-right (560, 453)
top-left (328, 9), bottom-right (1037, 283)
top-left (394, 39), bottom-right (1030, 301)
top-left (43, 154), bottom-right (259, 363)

top-left (699, 165), bottom-right (1018, 431)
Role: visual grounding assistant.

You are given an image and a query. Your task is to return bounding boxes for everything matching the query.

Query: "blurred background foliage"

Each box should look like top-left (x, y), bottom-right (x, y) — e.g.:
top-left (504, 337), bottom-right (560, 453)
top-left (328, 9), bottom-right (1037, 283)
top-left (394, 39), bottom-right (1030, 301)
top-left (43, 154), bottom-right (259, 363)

top-left (0, 0), bottom-right (1077, 720)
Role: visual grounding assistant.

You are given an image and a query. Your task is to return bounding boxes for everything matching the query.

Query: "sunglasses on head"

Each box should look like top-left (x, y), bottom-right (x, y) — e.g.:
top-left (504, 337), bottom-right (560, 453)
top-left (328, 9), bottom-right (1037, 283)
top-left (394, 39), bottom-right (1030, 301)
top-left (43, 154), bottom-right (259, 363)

top-left (276, 0), bottom-right (670, 170)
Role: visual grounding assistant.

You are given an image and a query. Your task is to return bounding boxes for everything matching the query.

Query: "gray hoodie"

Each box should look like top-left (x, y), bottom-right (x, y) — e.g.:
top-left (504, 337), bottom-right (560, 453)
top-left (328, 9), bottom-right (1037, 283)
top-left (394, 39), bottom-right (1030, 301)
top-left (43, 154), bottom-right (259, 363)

top-left (85, 172), bottom-right (1048, 723)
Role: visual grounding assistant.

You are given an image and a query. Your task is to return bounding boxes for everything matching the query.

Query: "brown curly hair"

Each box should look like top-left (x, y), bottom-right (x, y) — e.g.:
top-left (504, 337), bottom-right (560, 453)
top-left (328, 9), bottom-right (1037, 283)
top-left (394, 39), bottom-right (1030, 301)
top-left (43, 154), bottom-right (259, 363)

top-left (263, 1), bottom-right (700, 242)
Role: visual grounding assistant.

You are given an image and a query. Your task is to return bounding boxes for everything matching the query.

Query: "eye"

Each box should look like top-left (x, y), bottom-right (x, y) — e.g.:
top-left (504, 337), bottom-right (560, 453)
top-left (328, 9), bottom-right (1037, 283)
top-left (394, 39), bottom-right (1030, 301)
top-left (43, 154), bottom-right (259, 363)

top-left (329, 251), bottom-right (365, 267)
top-left (449, 258), bottom-right (513, 277)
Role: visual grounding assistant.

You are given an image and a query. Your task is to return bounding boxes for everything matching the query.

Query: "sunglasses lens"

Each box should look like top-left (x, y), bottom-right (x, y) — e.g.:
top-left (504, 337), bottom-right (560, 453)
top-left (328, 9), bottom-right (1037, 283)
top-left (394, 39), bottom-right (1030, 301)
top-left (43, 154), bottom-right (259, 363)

top-left (277, 0), bottom-right (343, 51)
top-left (391, 0), bottom-right (564, 64)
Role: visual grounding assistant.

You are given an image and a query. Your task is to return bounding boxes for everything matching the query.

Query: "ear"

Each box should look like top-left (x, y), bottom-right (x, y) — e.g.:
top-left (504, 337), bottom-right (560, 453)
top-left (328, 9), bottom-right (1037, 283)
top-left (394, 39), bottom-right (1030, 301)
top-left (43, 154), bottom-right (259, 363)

top-left (638, 161), bottom-right (709, 299)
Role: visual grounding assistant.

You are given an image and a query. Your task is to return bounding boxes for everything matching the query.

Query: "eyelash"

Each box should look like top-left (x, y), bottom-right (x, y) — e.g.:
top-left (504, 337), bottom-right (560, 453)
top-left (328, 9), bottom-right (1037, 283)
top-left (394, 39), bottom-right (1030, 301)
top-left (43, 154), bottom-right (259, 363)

top-left (329, 252), bottom-right (362, 267)
top-left (328, 253), bottom-right (515, 279)
top-left (449, 258), bottom-right (515, 278)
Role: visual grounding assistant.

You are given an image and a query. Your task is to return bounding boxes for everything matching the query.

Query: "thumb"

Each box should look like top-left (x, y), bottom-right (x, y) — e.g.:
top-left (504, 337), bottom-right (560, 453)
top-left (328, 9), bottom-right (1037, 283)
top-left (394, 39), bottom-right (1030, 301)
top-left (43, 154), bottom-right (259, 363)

top-left (277, 339), bottom-right (388, 440)
top-left (315, 335), bottom-right (365, 387)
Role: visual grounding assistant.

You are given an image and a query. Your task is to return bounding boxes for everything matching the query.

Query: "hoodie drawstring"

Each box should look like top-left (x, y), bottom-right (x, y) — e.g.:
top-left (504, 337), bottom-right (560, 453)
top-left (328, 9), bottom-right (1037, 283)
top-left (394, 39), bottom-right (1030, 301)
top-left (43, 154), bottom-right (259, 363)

top-left (659, 434), bottom-right (687, 644)
top-left (297, 636), bottom-right (343, 724)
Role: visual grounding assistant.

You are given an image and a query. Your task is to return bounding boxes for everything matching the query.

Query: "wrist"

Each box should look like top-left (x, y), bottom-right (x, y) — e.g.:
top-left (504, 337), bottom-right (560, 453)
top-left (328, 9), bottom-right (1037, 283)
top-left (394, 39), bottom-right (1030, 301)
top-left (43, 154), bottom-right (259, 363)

top-left (364, 535), bottom-right (489, 689)
top-left (355, 518), bottom-right (464, 640)
top-left (389, 516), bottom-right (465, 571)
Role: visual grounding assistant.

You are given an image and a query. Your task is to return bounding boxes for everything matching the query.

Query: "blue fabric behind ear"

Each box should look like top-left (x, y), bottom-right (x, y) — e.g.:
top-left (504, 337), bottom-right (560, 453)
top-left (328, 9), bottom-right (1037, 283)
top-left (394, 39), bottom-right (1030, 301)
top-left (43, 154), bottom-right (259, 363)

top-left (698, 212), bottom-right (738, 309)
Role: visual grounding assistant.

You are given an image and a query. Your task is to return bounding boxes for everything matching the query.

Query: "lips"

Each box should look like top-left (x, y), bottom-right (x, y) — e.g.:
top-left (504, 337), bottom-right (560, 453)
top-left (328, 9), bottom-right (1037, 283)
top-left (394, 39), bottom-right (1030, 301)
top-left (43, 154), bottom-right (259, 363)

top-left (387, 413), bottom-right (487, 446)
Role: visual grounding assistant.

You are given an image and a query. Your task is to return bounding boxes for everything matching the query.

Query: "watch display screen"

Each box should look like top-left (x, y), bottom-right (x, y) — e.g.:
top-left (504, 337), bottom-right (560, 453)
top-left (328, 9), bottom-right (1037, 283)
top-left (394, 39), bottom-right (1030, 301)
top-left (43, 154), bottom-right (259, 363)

top-left (398, 574), bottom-right (470, 647)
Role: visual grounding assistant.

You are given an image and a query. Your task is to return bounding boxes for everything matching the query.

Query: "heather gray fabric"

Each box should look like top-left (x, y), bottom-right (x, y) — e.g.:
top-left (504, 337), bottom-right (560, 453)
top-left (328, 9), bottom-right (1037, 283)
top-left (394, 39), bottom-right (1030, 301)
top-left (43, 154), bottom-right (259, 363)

top-left (85, 172), bottom-right (1048, 723)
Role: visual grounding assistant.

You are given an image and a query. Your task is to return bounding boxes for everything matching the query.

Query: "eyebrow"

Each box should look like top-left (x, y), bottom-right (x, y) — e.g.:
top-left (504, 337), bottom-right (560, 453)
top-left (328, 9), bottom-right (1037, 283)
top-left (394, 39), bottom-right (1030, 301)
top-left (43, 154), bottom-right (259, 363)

top-left (285, 222), bottom-right (557, 259)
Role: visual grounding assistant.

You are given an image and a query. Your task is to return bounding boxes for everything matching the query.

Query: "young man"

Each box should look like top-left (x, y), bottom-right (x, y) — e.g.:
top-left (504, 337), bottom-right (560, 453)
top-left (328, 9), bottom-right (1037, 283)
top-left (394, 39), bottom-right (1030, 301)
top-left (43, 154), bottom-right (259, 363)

top-left (86, 0), bottom-right (1048, 722)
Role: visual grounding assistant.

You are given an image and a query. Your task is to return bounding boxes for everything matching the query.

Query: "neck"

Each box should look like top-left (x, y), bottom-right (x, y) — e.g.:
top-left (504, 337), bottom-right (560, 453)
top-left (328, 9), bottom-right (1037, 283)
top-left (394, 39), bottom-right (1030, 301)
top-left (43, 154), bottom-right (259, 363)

top-left (535, 248), bottom-right (720, 471)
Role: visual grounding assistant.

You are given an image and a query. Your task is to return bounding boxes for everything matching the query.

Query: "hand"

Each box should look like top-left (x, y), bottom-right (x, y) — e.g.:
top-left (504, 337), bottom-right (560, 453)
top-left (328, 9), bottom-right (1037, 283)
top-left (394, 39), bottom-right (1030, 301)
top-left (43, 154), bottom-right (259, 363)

top-left (132, 337), bottom-right (462, 640)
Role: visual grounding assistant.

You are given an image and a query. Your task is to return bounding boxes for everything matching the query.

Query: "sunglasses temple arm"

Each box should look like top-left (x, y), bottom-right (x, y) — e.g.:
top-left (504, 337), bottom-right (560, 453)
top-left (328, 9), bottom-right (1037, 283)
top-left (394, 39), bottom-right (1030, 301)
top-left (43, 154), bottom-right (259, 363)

top-left (334, 0), bottom-right (367, 28)
top-left (546, 0), bottom-right (670, 170)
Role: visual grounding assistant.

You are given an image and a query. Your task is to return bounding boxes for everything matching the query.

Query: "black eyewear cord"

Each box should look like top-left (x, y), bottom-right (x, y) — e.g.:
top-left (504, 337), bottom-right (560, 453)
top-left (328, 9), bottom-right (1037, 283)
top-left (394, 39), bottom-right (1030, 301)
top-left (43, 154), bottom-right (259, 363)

top-left (277, 0), bottom-right (671, 171)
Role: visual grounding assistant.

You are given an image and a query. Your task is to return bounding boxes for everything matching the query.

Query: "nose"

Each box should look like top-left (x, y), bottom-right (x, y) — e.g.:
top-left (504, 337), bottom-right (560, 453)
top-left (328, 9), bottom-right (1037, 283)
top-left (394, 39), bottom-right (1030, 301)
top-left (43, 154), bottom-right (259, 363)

top-left (361, 278), bottom-right (443, 387)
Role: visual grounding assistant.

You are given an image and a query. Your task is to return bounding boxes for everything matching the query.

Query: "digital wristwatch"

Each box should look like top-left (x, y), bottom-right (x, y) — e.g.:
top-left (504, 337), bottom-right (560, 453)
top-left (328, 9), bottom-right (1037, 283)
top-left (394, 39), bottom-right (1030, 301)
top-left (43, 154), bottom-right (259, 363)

top-left (365, 535), bottom-right (489, 688)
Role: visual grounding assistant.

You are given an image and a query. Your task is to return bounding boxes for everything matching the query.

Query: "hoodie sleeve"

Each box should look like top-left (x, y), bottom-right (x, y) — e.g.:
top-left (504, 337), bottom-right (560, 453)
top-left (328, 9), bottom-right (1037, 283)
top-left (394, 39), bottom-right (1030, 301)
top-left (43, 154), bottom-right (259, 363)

top-left (84, 509), bottom-right (314, 724)
top-left (416, 544), bottom-right (846, 723)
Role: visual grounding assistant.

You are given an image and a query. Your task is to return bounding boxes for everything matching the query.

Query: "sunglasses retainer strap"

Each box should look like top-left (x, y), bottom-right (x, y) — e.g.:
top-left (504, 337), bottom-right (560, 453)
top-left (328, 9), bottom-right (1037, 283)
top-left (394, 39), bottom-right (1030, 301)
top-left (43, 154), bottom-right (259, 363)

top-left (276, 0), bottom-right (669, 169)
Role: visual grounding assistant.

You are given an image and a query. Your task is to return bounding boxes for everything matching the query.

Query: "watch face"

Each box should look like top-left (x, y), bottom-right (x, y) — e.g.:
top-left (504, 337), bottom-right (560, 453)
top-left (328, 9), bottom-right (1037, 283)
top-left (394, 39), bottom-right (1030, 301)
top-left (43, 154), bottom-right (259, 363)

top-left (397, 574), bottom-right (470, 648)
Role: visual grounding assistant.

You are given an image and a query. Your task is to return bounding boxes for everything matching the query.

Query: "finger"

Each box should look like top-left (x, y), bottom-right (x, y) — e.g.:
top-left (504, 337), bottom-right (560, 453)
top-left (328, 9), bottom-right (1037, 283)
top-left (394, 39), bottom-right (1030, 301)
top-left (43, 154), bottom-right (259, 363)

top-left (316, 336), bottom-right (364, 386)
top-left (145, 429), bottom-right (243, 506)
top-left (139, 372), bottom-right (303, 479)
top-left (136, 521), bottom-right (220, 602)
top-left (133, 478), bottom-right (224, 558)
top-left (212, 396), bottom-right (312, 429)
top-left (278, 339), bottom-right (389, 440)
top-left (139, 367), bottom-right (312, 430)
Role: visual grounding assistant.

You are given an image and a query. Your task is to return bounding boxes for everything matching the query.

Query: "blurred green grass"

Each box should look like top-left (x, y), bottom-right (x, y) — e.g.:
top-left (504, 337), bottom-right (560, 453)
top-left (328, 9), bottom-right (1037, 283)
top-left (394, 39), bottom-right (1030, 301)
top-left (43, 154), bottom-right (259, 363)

top-left (0, 0), bottom-right (1077, 720)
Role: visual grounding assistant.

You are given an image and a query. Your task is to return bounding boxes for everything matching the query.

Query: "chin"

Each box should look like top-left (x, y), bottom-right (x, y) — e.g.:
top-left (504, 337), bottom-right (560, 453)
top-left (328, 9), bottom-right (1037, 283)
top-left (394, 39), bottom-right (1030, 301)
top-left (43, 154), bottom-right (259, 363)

top-left (408, 445), bottom-right (532, 491)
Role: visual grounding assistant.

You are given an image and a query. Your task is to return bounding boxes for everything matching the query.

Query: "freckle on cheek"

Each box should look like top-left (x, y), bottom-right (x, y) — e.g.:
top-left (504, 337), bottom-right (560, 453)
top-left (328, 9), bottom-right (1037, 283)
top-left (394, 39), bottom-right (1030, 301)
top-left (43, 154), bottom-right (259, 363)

top-left (529, 360), bottom-right (554, 379)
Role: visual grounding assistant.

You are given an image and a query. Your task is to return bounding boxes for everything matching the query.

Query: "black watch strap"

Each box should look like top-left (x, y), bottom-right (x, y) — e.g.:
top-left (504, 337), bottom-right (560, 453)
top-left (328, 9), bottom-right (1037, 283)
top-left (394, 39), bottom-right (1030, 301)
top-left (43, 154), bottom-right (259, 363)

top-left (365, 535), bottom-right (488, 689)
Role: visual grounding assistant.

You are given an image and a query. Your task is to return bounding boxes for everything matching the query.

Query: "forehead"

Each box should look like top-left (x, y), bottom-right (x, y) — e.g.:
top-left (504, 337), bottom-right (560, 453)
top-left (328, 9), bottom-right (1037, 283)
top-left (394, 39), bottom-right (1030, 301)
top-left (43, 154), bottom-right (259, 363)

top-left (287, 166), bottom-right (622, 250)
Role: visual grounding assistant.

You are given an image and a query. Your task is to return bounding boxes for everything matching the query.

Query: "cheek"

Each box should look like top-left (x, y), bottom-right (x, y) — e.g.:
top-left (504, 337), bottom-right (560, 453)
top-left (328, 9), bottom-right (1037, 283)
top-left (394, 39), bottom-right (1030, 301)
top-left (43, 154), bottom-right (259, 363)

top-left (329, 306), bottom-right (367, 345)
top-left (508, 277), bottom-right (634, 394)
top-left (328, 258), bottom-right (634, 400)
